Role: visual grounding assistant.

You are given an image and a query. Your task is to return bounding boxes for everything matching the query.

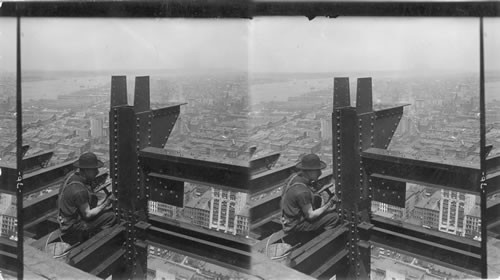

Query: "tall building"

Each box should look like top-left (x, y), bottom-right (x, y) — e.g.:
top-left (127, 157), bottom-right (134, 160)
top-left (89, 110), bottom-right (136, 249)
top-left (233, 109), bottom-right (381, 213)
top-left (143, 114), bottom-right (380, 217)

top-left (90, 117), bottom-right (104, 138)
top-left (438, 190), bottom-right (475, 236)
top-left (465, 205), bottom-right (481, 239)
top-left (183, 190), bottom-right (211, 228)
top-left (320, 118), bottom-right (332, 141)
top-left (0, 207), bottom-right (17, 238)
top-left (209, 188), bottom-right (248, 235)
top-left (149, 201), bottom-right (178, 219)
top-left (413, 190), bottom-right (441, 229)
top-left (0, 194), bottom-right (17, 238)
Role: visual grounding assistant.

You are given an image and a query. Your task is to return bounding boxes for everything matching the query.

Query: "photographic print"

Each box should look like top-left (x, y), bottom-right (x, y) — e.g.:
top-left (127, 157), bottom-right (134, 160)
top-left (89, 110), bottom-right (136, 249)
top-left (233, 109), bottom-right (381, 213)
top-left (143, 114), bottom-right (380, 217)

top-left (0, 2), bottom-right (498, 279)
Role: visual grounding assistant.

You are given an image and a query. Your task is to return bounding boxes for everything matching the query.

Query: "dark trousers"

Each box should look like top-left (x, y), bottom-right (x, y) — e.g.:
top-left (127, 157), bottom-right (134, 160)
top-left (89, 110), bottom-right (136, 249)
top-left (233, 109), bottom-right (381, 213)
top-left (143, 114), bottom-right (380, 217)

top-left (63, 210), bottom-right (117, 244)
top-left (294, 211), bottom-right (339, 232)
top-left (294, 194), bottom-right (339, 232)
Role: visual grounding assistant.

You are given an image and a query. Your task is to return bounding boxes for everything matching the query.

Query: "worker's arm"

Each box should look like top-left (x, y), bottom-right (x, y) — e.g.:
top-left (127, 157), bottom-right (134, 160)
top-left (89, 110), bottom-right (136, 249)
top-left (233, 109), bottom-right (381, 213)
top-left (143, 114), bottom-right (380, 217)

top-left (301, 194), bottom-right (336, 221)
top-left (302, 203), bottom-right (330, 221)
top-left (79, 197), bottom-right (112, 220)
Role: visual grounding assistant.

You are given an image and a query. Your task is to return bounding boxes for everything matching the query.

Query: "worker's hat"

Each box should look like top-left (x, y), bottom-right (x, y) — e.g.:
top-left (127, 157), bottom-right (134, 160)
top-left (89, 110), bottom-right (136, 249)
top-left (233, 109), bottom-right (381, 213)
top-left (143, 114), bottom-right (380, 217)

top-left (295, 153), bottom-right (326, 170)
top-left (74, 152), bottom-right (104, 169)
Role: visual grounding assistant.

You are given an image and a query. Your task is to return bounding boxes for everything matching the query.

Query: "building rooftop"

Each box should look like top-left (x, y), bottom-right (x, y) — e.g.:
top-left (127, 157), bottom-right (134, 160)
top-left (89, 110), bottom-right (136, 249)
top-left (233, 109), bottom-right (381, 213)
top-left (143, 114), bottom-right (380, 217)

top-left (468, 205), bottom-right (481, 218)
top-left (415, 190), bottom-right (441, 211)
top-left (184, 190), bottom-right (212, 210)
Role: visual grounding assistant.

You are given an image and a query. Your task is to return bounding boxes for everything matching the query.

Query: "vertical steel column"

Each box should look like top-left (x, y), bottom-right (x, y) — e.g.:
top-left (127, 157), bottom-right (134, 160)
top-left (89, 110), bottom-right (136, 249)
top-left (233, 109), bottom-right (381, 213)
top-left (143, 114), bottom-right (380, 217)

top-left (109, 76), bottom-right (146, 279)
top-left (16, 15), bottom-right (23, 280)
top-left (479, 17), bottom-right (488, 279)
top-left (333, 77), bottom-right (371, 279)
top-left (355, 78), bottom-right (375, 277)
top-left (333, 77), bottom-right (351, 218)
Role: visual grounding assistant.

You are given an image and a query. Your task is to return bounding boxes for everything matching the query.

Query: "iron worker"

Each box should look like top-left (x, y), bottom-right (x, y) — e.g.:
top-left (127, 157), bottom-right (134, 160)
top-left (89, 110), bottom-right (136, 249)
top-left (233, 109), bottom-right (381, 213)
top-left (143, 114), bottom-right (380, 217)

top-left (58, 152), bottom-right (117, 243)
top-left (281, 153), bottom-right (338, 233)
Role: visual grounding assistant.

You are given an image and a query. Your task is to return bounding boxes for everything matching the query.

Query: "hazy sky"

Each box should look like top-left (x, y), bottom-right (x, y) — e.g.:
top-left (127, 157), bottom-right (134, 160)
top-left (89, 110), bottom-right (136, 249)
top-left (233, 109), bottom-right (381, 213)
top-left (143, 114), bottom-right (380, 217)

top-left (0, 18), bottom-right (16, 72)
top-left (1, 17), bottom-right (499, 74)
top-left (250, 17), bottom-right (500, 74)
top-left (20, 18), bottom-right (248, 72)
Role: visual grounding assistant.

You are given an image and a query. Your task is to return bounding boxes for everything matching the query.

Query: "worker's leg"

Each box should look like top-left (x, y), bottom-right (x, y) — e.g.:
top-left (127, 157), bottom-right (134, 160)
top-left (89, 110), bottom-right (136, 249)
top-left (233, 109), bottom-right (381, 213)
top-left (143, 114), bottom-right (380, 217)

top-left (61, 221), bottom-right (89, 245)
top-left (294, 211), bottom-right (339, 232)
top-left (86, 209), bottom-right (118, 233)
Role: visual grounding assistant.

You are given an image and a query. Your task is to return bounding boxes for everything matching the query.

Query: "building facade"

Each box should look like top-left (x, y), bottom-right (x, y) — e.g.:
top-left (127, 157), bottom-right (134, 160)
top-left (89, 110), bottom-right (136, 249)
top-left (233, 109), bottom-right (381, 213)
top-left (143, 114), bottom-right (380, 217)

top-left (149, 201), bottom-right (178, 219)
top-left (209, 188), bottom-right (248, 235)
top-left (90, 117), bottom-right (104, 138)
top-left (438, 190), bottom-right (475, 236)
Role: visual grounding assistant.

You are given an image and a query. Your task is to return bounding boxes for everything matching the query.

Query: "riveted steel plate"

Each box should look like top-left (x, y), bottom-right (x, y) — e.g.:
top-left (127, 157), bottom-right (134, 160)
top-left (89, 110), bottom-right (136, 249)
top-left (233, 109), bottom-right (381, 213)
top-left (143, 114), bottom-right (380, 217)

top-left (148, 173), bottom-right (184, 208)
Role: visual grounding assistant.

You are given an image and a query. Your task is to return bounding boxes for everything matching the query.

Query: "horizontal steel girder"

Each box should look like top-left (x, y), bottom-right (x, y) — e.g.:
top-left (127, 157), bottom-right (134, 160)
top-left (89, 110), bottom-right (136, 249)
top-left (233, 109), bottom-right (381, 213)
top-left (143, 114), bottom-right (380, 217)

top-left (0, 165), bottom-right (17, 194)
top-left (291, 226), bottom-right (348, 275)
top-left (249, 152), bottom-right (280, 176)
top-left (22, 150), bottom-right (54, 173)
top-left (371, 216), bottom-right (481, 277)
top-left (0, 238), bottom-right (17, 276)
top-left (140, 147), bottom-right (249, 191)
top-left (143, 216), bottom-right (252, 271)
top-left (362, 148), bottom-right (481, 194)
top-left (69, 224), bottom-right (126, 275)
top-left (1, 149), bottom-right (54, 193)
top-left (24, 190), bottom-right (59, 227)
top-left (23, 160), bottom-right (76, 196)
top-left (249, 163), bottom-right (295, 195)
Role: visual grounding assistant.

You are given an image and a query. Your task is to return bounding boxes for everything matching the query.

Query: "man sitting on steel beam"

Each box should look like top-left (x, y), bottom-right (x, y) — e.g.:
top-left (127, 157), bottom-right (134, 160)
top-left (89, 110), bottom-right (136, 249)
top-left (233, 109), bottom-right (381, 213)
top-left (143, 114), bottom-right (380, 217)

top-left (281, 153), bottom-right (338, 233)
top-left (57, 152), bottom-right (117, 244)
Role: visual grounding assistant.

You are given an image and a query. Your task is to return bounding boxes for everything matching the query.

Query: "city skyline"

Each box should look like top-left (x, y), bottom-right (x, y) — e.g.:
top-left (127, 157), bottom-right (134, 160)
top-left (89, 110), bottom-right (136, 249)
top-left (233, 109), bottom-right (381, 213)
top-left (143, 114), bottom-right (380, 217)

top-left (1, 14), bottom-right (500, 280)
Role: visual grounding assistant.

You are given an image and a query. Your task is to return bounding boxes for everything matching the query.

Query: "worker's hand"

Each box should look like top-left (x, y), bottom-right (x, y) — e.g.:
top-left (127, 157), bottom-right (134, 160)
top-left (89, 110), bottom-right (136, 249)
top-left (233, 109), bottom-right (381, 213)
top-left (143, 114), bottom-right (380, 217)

top-left (99, 196), bottom-right (113, 211)
top-left (327, 199), bottom-right (337, 212)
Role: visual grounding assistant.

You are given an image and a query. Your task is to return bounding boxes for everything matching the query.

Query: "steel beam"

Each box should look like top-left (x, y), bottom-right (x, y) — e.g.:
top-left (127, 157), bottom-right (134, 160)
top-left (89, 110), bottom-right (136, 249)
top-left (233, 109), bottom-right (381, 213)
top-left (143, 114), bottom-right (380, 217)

top-left (23, 189), bottom-right (58, 227)
top-left (0, 238), bottom-right (17, 276)
top-left (356, 78), bottom-right (373, 114)
top-left (373, 106), bottom-right (405, 149)
top-left (291, 227), bottom-right (348, 276)
top-left (249, 152), bottom-right (280, 175)
top-left (0, 250), bottom-right (17, 276)
top-left (250, 191), bottom-right (281, 227)
top-left (310, 249), bottom-right (349, 279)
top-left (140, 147), bottom-right (249, 191)
top-left (134, 76), bottom-right (150, 113)
top-left (22, 150), bottom-right (54, 173)
top-left (150, 105), bottom-right (183, 148)
top-left (110, 76), bottom-right (128, 107)
top-left (0, 164), bottom-right (17, 194)
top-left (249, 163), bottom-right (295, 195)
top-left (363, 148), bottom-right (480, 194)
top-left (110, 105), bottom-right (138, 212)
top-left (89, 248), bottom-right (126, 279)
top-left (23, 160), bottom-right (76, 196)
top-left (371, 216), bottom-right (481, 276)
top-left (333, 77), bottom-right (350, 108)
top-left (69, 225), bottom-right (126, 273)
top-left (145, 216), bottom-right (251, 271)
top-left (336, 107), bottom-right (358, 210)
top-left (487, 199), bottom-right (500, 236)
